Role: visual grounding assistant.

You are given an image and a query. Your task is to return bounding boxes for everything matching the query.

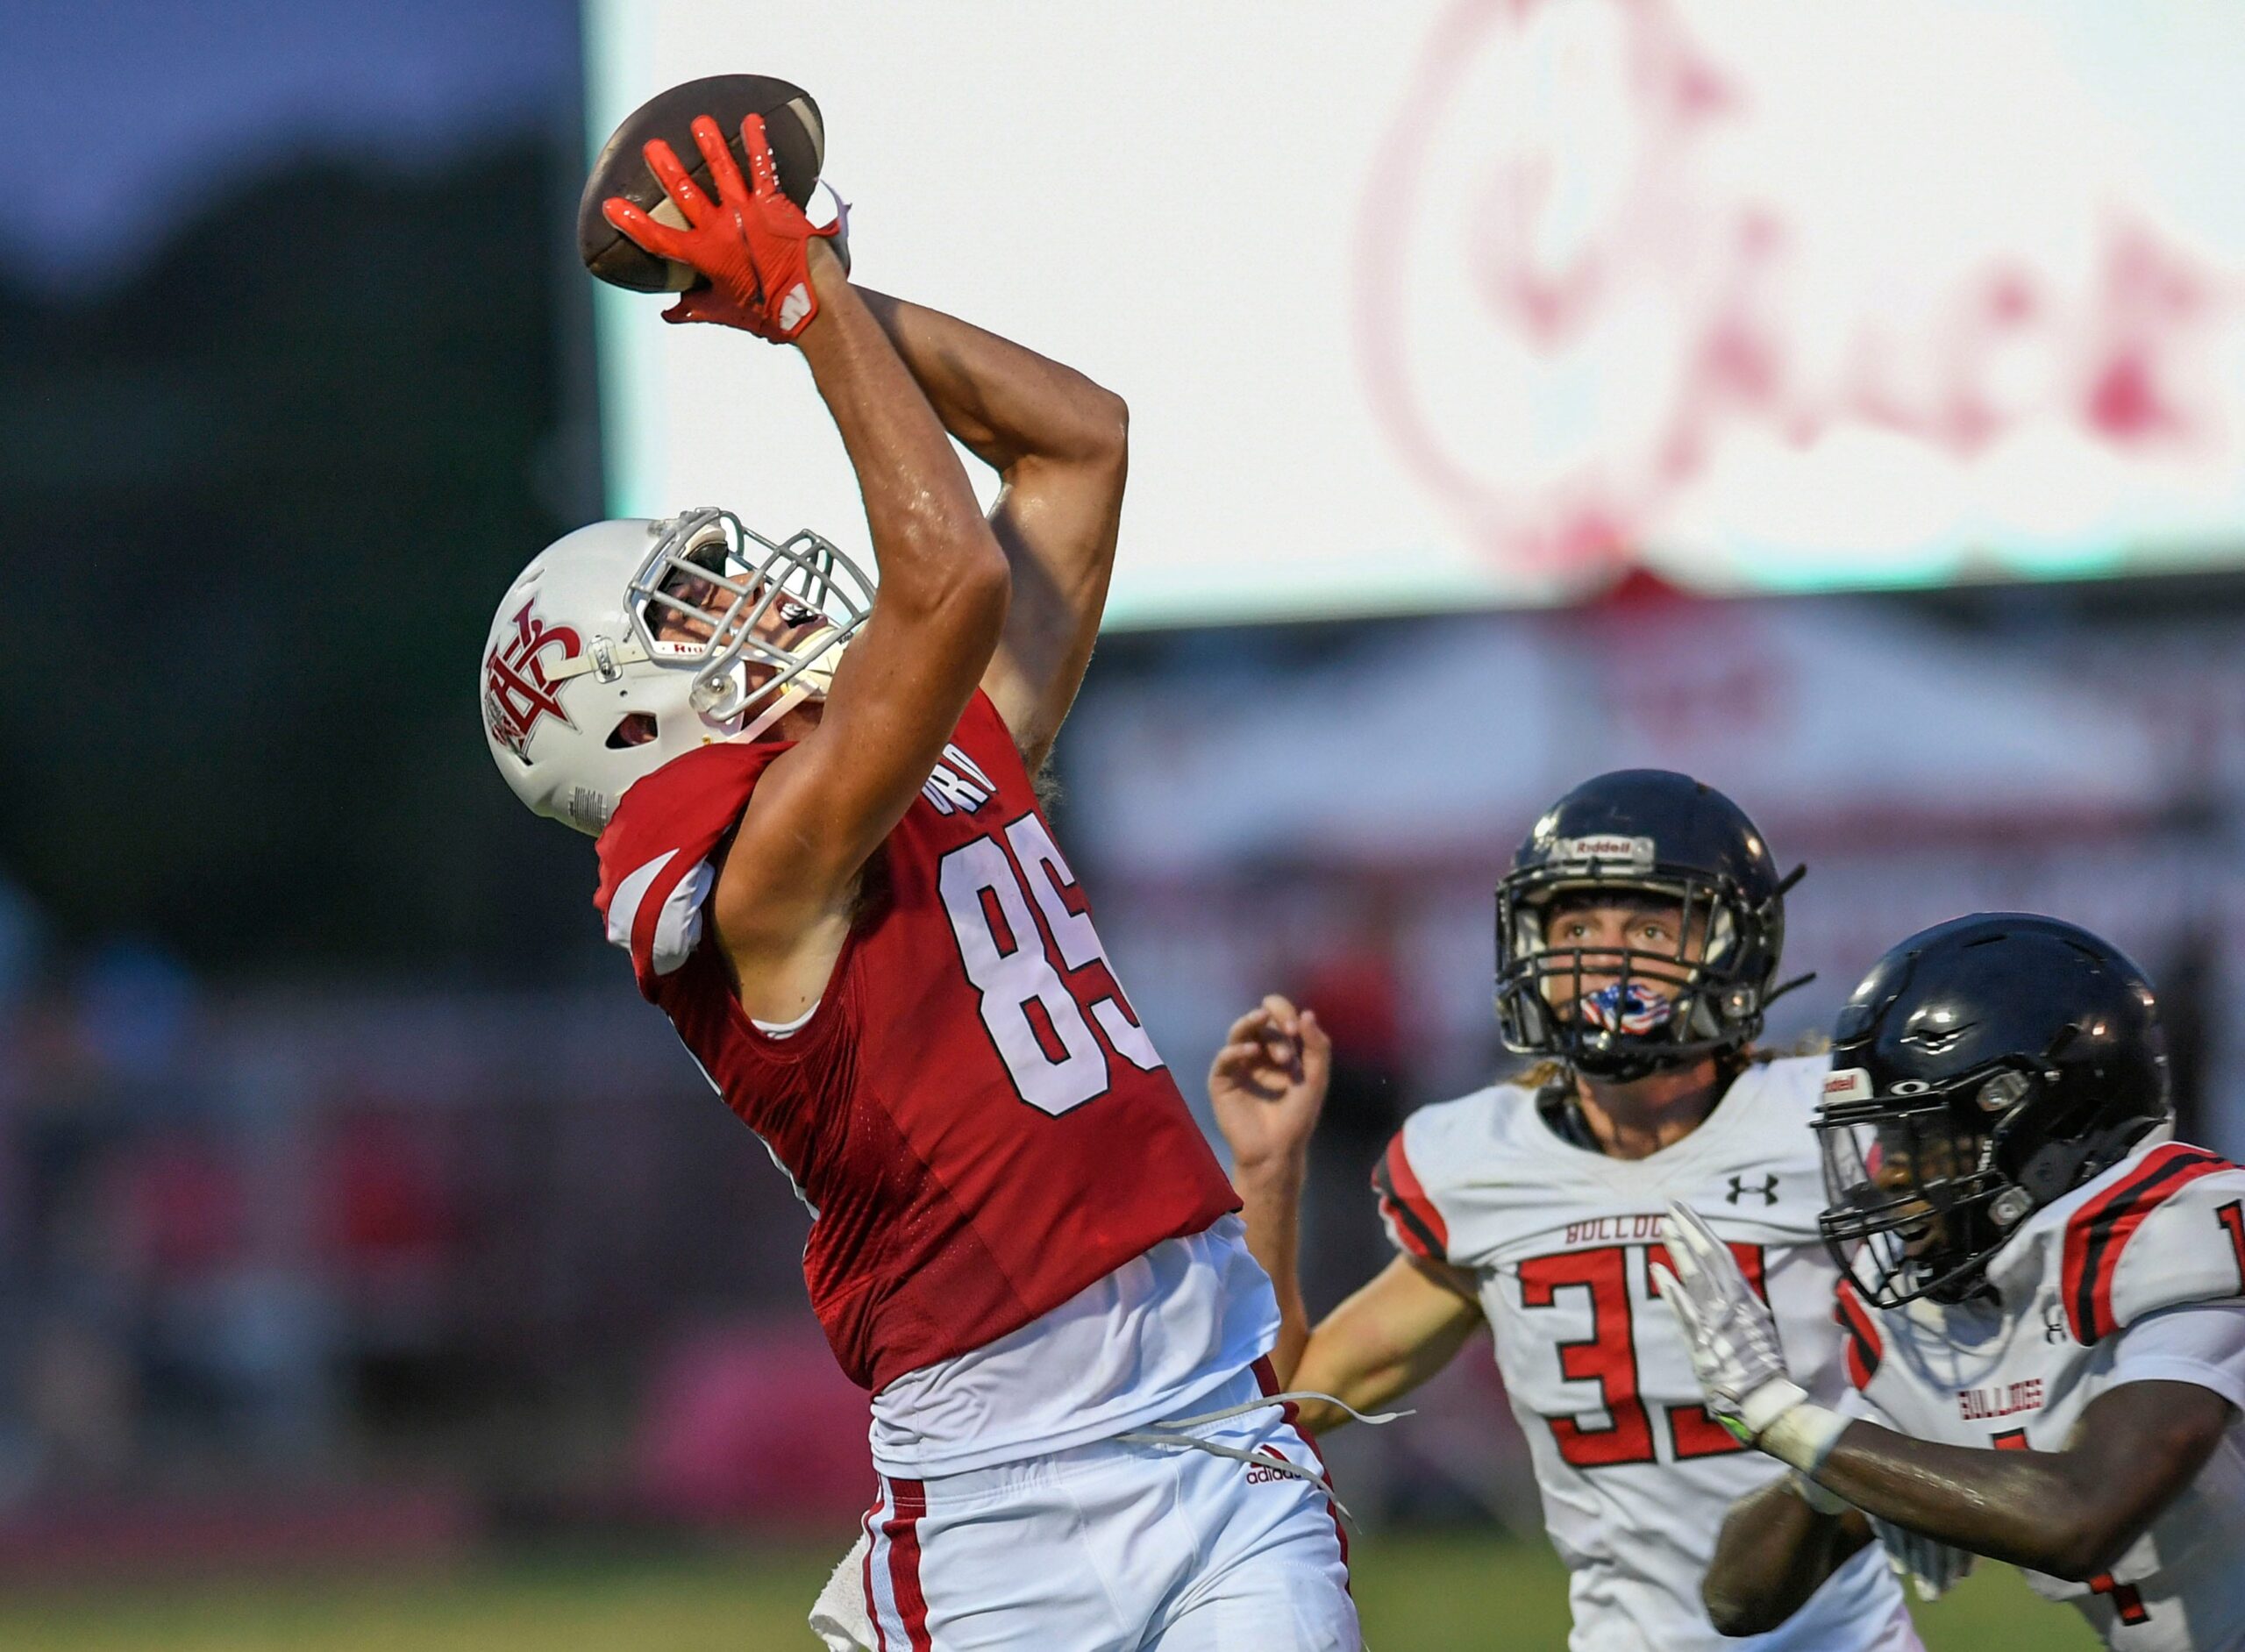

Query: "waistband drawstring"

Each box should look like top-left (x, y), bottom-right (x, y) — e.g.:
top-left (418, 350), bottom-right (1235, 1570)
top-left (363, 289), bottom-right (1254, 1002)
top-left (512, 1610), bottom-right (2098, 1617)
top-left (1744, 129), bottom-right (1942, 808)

top-left (1114, 1390), bottom-right (1407, 1530)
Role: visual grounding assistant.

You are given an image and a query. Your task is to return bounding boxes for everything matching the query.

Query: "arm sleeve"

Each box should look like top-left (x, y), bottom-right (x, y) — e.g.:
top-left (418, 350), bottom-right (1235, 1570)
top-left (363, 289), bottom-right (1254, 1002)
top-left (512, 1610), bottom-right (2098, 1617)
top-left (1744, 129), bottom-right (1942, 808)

top-left (593, 744), bottom-right (784, 997)
top-left (2103, 1300), bottom-right (2245, 1413)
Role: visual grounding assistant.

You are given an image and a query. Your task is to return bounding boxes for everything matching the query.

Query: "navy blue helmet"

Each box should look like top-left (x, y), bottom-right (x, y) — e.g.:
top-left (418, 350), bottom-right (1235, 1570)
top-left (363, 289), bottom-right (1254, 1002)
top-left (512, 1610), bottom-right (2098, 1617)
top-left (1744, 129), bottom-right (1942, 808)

top-left (1495, 770), bottom-right (1804, 1082)
top-left (1816, 913), bottom-right (2171, 1307)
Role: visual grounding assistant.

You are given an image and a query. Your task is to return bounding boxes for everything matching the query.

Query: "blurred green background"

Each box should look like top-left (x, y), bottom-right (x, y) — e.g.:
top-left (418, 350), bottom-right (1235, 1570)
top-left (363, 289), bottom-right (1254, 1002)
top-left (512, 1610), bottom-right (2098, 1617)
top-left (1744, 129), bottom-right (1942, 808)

top-left (0, 1534), bottom-right (2096, 1651)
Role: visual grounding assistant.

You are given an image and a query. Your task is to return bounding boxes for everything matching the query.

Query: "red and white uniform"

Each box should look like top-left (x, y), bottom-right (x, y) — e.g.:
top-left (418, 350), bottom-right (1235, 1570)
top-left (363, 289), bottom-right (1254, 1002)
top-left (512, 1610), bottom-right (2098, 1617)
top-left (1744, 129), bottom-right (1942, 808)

top-left (596, 691), bottom-right (1353, 1649)
top-left (1374, 1056), bottom-right (1918, 1652)
top-left (1839, 1138), bottom-right (2245, 1651)
top-left (859, 1358), bottom-right (1355, 1652)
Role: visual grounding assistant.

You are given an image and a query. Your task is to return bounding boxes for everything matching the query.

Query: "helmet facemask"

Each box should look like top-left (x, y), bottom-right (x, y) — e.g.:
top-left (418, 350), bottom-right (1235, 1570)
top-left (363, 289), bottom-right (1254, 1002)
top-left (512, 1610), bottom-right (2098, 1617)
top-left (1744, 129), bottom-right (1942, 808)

top-left (483, 509), bottom-right (878, 837)
top-left (1815, 1067), bottom-right (2033, 1308)
top-left (627, 506), bottom-right (873, 730)
top-left (1494, 865), bottom-right (1790, 1082)
top-left (1817, 1052), bottom-right (2171, 1309)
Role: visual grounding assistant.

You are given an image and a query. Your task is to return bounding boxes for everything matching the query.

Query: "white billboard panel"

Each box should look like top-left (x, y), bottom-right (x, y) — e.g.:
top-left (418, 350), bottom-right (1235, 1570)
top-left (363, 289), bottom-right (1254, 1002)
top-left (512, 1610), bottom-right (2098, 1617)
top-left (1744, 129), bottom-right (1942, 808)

top-left (587, 0), bottom-right (2245, 624)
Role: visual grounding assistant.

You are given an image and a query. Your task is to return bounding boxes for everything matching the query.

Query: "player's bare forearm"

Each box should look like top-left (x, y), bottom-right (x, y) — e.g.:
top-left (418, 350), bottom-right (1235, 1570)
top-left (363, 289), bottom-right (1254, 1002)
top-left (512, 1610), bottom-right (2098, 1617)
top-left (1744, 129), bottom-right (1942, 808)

top-left (1807, 1421), bottom-right (2100, 1576)
top-left (796, 258), bottom-right (999, 610)
top-left (1290, 1254), bottom-right (1484, 1435)
top-left (854, 288), bottom-right (1127, 473)
top-left (1804, 1381), bottom-right (2231, 1582)
top-left (1703, 1478), bottom-right (1871, 1636)
top-left (1210, 998), bottom-right (1330, 1391)
top-left (854, 288), bottom-right (1126, 770)
top-left (716, 247), bottom-right (1008, 947)
top-left (1233, 1159), bottom-right (1313, 1383)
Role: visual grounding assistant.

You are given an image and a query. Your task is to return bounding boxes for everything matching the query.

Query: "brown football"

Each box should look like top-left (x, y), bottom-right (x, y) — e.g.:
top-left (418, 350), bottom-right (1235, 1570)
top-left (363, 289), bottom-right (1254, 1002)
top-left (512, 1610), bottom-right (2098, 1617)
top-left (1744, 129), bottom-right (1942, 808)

top-left (579, 75), bottom-right (827, 293)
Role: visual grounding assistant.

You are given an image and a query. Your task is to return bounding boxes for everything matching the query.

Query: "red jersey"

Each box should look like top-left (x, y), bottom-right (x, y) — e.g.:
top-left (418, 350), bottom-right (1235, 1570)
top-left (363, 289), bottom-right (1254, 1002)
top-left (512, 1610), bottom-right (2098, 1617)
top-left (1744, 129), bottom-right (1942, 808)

top-left (593, 690), bottom-right (1241, 1392)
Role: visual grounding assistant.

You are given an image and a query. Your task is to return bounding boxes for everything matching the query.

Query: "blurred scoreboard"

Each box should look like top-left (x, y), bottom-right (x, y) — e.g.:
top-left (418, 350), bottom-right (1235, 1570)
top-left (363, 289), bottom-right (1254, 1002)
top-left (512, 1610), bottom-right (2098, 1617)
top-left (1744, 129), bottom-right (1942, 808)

top-left (586, 0), bottom-right (2245, 625)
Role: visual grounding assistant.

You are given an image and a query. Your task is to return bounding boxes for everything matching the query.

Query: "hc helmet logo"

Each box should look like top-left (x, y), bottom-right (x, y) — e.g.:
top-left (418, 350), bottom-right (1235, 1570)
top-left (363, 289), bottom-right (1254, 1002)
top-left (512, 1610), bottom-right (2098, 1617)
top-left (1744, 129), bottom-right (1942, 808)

top-left (1726, 1173), bottom-right (1780, 1207)
top-left (484, 599), bottom-right (583, 761)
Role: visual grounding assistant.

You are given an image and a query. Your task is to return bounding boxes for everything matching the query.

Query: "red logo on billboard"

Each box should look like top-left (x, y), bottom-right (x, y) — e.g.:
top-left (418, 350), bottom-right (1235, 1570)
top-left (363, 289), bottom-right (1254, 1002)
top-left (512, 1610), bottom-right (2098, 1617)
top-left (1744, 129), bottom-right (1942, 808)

top-left (484, 600), bottom-right (583, 760)
top-left (1358, 0), bottom-right (2236, 584)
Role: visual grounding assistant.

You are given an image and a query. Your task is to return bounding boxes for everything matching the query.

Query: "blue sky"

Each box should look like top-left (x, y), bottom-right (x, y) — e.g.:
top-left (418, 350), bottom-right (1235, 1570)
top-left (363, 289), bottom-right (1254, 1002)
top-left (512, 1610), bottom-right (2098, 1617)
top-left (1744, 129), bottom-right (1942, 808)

top-left (1, 0), bottom-right (581, 291)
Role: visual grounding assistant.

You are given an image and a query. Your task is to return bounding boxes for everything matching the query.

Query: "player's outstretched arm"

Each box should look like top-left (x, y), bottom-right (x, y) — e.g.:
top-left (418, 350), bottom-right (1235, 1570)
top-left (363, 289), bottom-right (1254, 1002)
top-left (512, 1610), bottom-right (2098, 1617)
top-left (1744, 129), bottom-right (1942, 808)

top-left (1801, 1380), bottom-right (2232, 1582)
top-left (609, 117), bottom-right (1011, 1010)
top-left (853, 289), bottom-right (1127, 773)
top-left (724, 251), bottom-right (1009, 957)
top-left (1702, 1479), bottom-right (1874, 1635)
top-left (1209, 996), bottom-right (1484, 1423)
top-left (1291, 1256), bottom-right (1485, 1434)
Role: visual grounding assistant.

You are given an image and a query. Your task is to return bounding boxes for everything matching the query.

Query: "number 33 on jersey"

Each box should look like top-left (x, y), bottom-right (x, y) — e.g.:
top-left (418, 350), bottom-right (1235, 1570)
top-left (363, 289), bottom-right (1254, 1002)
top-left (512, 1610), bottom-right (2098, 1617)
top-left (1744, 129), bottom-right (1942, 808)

top-left (1368, 1058), bottom-right (1908, 1652)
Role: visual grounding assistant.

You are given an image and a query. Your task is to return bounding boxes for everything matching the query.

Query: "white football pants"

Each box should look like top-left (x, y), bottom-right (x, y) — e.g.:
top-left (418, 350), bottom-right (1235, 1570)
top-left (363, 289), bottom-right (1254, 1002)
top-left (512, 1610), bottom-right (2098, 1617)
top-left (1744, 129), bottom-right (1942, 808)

top-left (855, 1365), bottom-right (1358, 1651)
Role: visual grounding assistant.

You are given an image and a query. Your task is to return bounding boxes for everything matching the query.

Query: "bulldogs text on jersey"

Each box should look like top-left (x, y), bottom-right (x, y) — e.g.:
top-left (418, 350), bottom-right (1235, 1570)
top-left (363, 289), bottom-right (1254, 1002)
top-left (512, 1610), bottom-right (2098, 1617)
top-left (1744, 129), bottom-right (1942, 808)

top-left (1842, 1140), bottom-right (2245, 1651)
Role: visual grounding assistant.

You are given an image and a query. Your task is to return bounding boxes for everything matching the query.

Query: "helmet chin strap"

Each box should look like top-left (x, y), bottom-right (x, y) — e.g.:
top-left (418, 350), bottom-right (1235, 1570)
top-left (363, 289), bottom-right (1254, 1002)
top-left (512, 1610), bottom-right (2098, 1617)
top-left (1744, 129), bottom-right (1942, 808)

top-left (734, 683), bottom-right (815, 746)
top-left (701, 624), bottom-right (849, 747)
top-left (1571, 1048), bottom-right (1680, 1086)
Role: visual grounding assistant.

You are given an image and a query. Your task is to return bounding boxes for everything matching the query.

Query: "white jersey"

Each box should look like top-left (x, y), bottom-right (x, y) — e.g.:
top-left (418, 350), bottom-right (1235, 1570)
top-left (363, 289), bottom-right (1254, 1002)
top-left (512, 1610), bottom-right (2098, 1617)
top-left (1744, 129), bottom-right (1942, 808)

top-left (1839, 1138), bottom-right (2245, 1651)
top-left (1377, 1055), bottom-right (1916, 1652)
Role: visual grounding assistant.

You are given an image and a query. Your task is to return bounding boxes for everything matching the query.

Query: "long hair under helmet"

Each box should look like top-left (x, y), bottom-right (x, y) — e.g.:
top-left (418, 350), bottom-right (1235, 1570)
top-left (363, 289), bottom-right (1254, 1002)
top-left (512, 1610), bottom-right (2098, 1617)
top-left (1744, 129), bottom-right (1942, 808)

top-left (1495, 770), bottom-right (1807, 1083)
top-left (480, 507), bottom-right (872, 834)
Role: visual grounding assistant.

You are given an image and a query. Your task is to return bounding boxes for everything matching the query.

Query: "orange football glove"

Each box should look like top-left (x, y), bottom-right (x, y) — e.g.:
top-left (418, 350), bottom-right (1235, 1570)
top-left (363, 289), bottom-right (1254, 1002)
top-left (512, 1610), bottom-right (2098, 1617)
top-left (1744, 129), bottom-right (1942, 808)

top-left (602, 112), bottom-right (838, 342)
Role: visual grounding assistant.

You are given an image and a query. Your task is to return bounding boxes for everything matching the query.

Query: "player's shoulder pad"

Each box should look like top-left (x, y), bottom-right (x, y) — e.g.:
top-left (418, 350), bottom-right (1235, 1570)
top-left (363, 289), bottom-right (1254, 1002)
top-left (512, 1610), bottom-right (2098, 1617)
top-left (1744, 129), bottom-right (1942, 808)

top-left (1710, 1053), bottom-right (1832, 1184)
top-left (2059, 1143), bottom-right (2245, 1345)
top-left (1372, 1084), bottom-right (1526, 1264)
top-left (594, 742), bottom-right (789, 996)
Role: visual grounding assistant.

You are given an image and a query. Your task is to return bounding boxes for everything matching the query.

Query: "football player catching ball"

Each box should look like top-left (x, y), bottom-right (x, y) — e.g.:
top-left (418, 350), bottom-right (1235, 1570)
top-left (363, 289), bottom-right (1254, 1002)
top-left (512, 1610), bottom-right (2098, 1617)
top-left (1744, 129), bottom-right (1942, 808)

top-left (481, 113), bottom-right (1356, 1649)
top-left (1671, 914), bottom-right (2245, 1650)
top-left (1212, 770), bottom-right (1921, 1651)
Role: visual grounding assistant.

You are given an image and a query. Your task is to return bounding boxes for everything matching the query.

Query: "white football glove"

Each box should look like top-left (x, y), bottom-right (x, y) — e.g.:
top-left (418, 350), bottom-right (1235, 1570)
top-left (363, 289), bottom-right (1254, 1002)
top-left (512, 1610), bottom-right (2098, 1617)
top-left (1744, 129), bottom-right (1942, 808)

top-left (1654, 1201), bottom-right (1845, 1474)
top-left (1871, 1515), bottom-right (1978, 1601)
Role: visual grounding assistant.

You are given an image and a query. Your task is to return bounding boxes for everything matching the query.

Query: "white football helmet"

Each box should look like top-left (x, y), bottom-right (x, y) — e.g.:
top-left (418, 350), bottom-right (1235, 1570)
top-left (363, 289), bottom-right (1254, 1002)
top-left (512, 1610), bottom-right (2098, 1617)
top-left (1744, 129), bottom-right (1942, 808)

top-left (481, 507), bottom-right (873, 834)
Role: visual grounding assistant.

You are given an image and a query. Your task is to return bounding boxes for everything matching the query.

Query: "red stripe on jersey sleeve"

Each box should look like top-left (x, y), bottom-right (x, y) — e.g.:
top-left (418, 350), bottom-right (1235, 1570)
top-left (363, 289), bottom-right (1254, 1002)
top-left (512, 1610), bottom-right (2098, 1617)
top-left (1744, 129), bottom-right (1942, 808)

top-left (2062, 1143), bottom-right (2233, 1345)
top-left (1834, 1278), bottom-right (1884, 1390)
top-left (628, 853), bottom-right (703, 991)
top-left (1373, 1132), bottom-right (1450, 1261)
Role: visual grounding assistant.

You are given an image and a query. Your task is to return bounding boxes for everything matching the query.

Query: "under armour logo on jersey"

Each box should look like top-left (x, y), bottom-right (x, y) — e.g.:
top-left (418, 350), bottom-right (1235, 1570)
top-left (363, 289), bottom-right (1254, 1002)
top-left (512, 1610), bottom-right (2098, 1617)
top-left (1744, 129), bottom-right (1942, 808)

top-left (2043, 1302), bottom-right (2070, 1344)
top-left (483, 599), bottom-right (582, 759)
top-left (1725, 1173), bottom-right (1780, 1207)
top-left (921, 743), bottom-right (997, 815)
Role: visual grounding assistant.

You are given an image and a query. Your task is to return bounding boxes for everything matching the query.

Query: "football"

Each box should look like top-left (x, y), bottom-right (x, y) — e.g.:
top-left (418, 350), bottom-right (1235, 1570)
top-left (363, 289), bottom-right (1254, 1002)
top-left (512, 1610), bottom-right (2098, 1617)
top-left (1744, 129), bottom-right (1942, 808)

top-left (578, 74), bottom-right (828, 293)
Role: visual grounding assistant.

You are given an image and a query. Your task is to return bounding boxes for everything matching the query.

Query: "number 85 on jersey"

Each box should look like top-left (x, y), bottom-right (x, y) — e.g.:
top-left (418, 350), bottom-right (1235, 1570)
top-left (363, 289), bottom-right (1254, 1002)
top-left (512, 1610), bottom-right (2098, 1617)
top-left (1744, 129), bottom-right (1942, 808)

top-left (937, 811), bottom-right (1165, 1116)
